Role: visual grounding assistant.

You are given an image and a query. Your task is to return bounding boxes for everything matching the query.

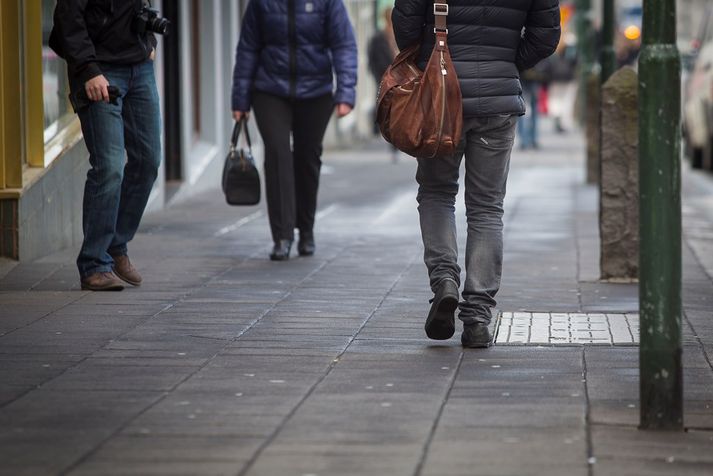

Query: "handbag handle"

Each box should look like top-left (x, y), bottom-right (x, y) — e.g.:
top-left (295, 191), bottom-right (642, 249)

top-left (433, 1), bottom-right (449, 34)
top-left (230, 117), bottom-right (253, 152)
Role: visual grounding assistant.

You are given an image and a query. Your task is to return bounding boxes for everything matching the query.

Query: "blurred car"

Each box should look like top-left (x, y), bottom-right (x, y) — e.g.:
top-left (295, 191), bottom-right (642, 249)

top-left (683, 6), bottom-right (713, 171)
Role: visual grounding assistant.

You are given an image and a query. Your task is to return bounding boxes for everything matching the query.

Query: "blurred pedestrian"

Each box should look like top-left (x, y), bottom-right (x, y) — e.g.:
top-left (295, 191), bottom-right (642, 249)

top-left (548, 40), bottom-right (577, 133)
top-left (49, 0), bottom-right (166, 291)
top-left (367, 8), bottom-right (398, 100)
top-left (518, 70), bottom-right (542, 149)
top-left (392, 0), bottom-right (560, 347)
top-left (368, 7), bottom-right (400, 162)
top-left (231, 0), bottom-right (358, 261)
top-left (367, 8), bottom-right (399, 163)
top-left (518, 59), bottom-right (552, 149)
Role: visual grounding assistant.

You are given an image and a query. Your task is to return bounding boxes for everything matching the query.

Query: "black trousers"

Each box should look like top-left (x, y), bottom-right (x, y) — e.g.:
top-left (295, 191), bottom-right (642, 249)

top-left (252, 91), bottom-right (334, 242)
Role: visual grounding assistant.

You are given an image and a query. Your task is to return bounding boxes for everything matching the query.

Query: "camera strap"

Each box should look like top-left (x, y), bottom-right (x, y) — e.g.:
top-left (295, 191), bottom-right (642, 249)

top-left (135, 0), bottom-right (149, 13)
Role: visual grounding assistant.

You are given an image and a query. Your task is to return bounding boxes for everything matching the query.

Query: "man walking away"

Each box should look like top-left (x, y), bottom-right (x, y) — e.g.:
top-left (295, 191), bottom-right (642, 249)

top-left (392, 0), bottom-right (560, 347)
top-left (50, 0), bottom-right (166, 291)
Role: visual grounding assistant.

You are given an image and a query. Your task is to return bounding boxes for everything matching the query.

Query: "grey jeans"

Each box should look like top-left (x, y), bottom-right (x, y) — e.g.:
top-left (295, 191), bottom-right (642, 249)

top-left (416, 115), bottom-right (517, 325)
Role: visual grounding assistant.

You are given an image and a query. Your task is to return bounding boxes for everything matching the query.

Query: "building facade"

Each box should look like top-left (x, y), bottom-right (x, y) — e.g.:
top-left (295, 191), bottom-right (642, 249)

top-left (0, 0), bottom-right (378, 263)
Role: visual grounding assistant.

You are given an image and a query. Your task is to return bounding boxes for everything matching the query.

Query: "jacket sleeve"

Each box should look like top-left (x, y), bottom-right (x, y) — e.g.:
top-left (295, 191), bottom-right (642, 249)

top-left (516, 0), bottom-right (561, 72)
top-left (327, 0), bottom-right (358, 107)
top-left (231, 0), bottom-right (262, 112)
top-left (51, 0), bottom-right (102, 84)
top-left (392, 0), bottom-right (426, 51)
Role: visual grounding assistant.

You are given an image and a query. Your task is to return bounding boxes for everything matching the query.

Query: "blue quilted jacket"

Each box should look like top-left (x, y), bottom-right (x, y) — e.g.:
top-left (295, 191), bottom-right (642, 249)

top-left (231, 0), bottom-right (358, 112)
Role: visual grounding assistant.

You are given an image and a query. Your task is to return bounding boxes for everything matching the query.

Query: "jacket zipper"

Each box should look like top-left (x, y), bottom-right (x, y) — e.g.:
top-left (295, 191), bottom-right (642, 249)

top-left (288, 0), bottom-right (297, 98)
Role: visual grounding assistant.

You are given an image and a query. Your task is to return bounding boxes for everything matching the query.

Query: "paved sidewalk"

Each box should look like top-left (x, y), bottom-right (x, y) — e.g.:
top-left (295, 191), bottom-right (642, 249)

top-left (1, 127), bottom-right (712, 476)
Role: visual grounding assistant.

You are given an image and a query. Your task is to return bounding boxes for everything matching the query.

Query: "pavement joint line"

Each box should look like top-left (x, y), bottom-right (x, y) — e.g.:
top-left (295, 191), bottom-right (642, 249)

top-left (26, 261), bottom-right (72, 292)
top-left (236, 250), bottom-right (421, 476)
top-left (413, 351), bottom-right (465, 476)
top-left (684, 214), bottom-right (713, 286)
top-left (0, 296), bottom-right (179, 413)
top-left (0, 289), bottom-right (87, 339)
top-left (314, 203), bottom-right (340, 220)
top-left (213, 210), bottom-right (264, 237)
top-left (573, 181), bottom-right (584, 311)
top-left (60, 202), bottom-right (413, 476)
top-left (56, 247), bottom-right (332, 476)
top-left (371, 189), bottom-right (415, 226)
top-left (683, 307), bottom-right (713, 375)
top-left (52, 234), bottom-right (306, 474)
top-left (582, 348), bottom-right (594, 476)
top-left (681, 240), bottom-right (713, 375)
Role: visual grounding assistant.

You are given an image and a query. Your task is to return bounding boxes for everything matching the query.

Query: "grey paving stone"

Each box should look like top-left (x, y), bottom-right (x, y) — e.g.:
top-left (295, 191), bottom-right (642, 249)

top-left (42, 363), bottom-right (196, 392)
top-left (0, 360), bottom-right (71, 387)
top-left (244, 443), bottom-right (419, 476)
top-left (591, 426), bottom-right (713, 475)
top-left (68, 460), bottom-right (246, 476)
top-left (1, 134), bottom-right (712, 476)
top-left (0, 430), bottom-right (102, 476)
top-left (0, 385), bottom-right (33, 407)
top-left (422, 427), bottom-right (588, 476)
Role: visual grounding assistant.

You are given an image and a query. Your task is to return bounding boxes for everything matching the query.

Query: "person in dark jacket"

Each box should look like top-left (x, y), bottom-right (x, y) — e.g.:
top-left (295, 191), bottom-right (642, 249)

top-left (50, 0), bottom-right (163, 291)
top-left (367, 8), bottom-right (398, 94)
top-left (231, 0), bottom-right (358, 261)
top-left (392, 0), bottom-right (560, 347)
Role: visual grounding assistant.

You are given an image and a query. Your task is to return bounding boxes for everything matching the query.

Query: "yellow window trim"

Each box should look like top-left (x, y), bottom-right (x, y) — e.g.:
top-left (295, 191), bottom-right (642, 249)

top-left (0, 0), bottom-right (23, 189)
top-left (0, 1), bottom-right (84, 197)
top-left (0, 116), bottom-right (82, 199)
top-left (23, 0), bottom-right (44, 168)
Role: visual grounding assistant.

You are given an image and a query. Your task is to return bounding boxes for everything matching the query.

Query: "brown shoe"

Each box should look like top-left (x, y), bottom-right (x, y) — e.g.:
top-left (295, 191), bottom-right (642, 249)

top-left (81, 272), bottom-right (125, 291)
top-left (111, 254), bottom-right (142, 286)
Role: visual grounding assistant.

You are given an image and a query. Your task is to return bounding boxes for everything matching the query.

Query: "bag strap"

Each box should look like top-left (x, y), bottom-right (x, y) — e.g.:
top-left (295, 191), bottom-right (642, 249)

top-left (230, 117), bottom-right (253, 152)
top-left (433, 1), bottom-right (449, 34)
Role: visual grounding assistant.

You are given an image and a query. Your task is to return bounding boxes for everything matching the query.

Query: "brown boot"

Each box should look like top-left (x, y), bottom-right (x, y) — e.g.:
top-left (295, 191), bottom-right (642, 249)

top-left (81, 272), bottom-right (125, 291)
top-left (111, 254), bottom-right (142, 286)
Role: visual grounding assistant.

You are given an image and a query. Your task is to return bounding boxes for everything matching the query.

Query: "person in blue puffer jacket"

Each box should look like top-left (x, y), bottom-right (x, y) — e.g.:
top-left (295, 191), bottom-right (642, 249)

top-left (231, 0), bottom-right (357, 261)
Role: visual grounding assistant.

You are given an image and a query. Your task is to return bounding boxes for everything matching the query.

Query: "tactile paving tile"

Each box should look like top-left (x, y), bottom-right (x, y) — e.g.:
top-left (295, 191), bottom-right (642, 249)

top-left (494, 312), bottom-right (639, 345)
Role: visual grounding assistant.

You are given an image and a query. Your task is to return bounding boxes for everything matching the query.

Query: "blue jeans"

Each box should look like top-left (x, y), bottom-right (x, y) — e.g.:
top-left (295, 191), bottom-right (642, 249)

top-left (75, 60), bottom-right (161, 278)
top-left (517, 81), bottom-right (539, 148)
top-left (416, 115), bottom-right (517, 325)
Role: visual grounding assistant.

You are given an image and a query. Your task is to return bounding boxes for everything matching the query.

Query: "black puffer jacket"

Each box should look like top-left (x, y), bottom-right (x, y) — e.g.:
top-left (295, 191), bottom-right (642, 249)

top-left (50, 0), bottom-right (157, 85)
top-left (393, 0), bottom-right (561, 117)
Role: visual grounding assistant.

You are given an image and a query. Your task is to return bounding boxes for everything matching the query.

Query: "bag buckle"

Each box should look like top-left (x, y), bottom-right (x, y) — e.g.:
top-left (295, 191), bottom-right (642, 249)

top-left (433, 3), bottom-right (448, 16)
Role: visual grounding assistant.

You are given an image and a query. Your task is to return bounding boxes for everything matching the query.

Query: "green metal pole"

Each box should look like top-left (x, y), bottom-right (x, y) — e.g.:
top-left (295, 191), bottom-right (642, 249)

top-left (600, 0), bottom-right (617, 84)
top-left (575, 0), bottom-right (596, 124)
top-left (638, 0), bottom-right (683, 430)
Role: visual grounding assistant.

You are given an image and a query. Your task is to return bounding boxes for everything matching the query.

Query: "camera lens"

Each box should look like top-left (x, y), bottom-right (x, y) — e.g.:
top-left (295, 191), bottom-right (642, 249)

top-left (149, 17), bottom-right (170, 35)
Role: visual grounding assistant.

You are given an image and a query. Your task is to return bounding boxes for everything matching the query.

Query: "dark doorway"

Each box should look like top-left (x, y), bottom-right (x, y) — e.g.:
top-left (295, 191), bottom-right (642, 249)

top-left (163, 0), bottom-right (182, 183)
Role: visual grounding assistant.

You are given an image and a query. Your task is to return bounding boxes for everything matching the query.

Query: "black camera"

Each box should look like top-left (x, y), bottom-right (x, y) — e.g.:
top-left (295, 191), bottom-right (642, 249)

top-left (133, 6), bottom-right (170, 36)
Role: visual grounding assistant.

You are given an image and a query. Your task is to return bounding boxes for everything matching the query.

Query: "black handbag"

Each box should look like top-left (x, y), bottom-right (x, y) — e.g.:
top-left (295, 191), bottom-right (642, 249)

top-left (222, 118), bottom-right (261, 206)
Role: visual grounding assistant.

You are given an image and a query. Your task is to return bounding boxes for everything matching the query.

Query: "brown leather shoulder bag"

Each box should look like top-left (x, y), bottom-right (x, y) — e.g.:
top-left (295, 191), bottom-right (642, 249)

top-left (376, 1), bottom-right (463, 159)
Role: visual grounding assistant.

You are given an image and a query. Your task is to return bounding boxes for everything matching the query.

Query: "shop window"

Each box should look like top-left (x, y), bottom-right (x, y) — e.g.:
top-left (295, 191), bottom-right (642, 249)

top-left (41, 0), bottom-right (73, 143)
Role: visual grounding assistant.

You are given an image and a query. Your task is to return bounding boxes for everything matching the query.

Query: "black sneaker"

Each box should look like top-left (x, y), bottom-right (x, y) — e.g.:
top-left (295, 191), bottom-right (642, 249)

top-left (424, 278), bottom-right (459, 340)
top-left (461, 323), bottom-right (492, 348)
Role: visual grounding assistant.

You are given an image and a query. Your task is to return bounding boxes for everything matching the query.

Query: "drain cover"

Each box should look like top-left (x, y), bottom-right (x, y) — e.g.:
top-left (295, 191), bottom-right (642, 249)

top-left (494, 312), bottom-right (639, 345)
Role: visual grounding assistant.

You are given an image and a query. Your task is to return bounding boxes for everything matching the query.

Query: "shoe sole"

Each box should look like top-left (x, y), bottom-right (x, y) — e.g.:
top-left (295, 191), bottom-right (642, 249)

top-left (298, 250), bottom-right (314, 257)
top-left (270, 255), bottom-right (290, 261)
top-left (113, 270), bottom-right (141, 287)
top-left (425, 294), bottom-right (458, 340)
top-left (462, 340), bottom-right (492, 349)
